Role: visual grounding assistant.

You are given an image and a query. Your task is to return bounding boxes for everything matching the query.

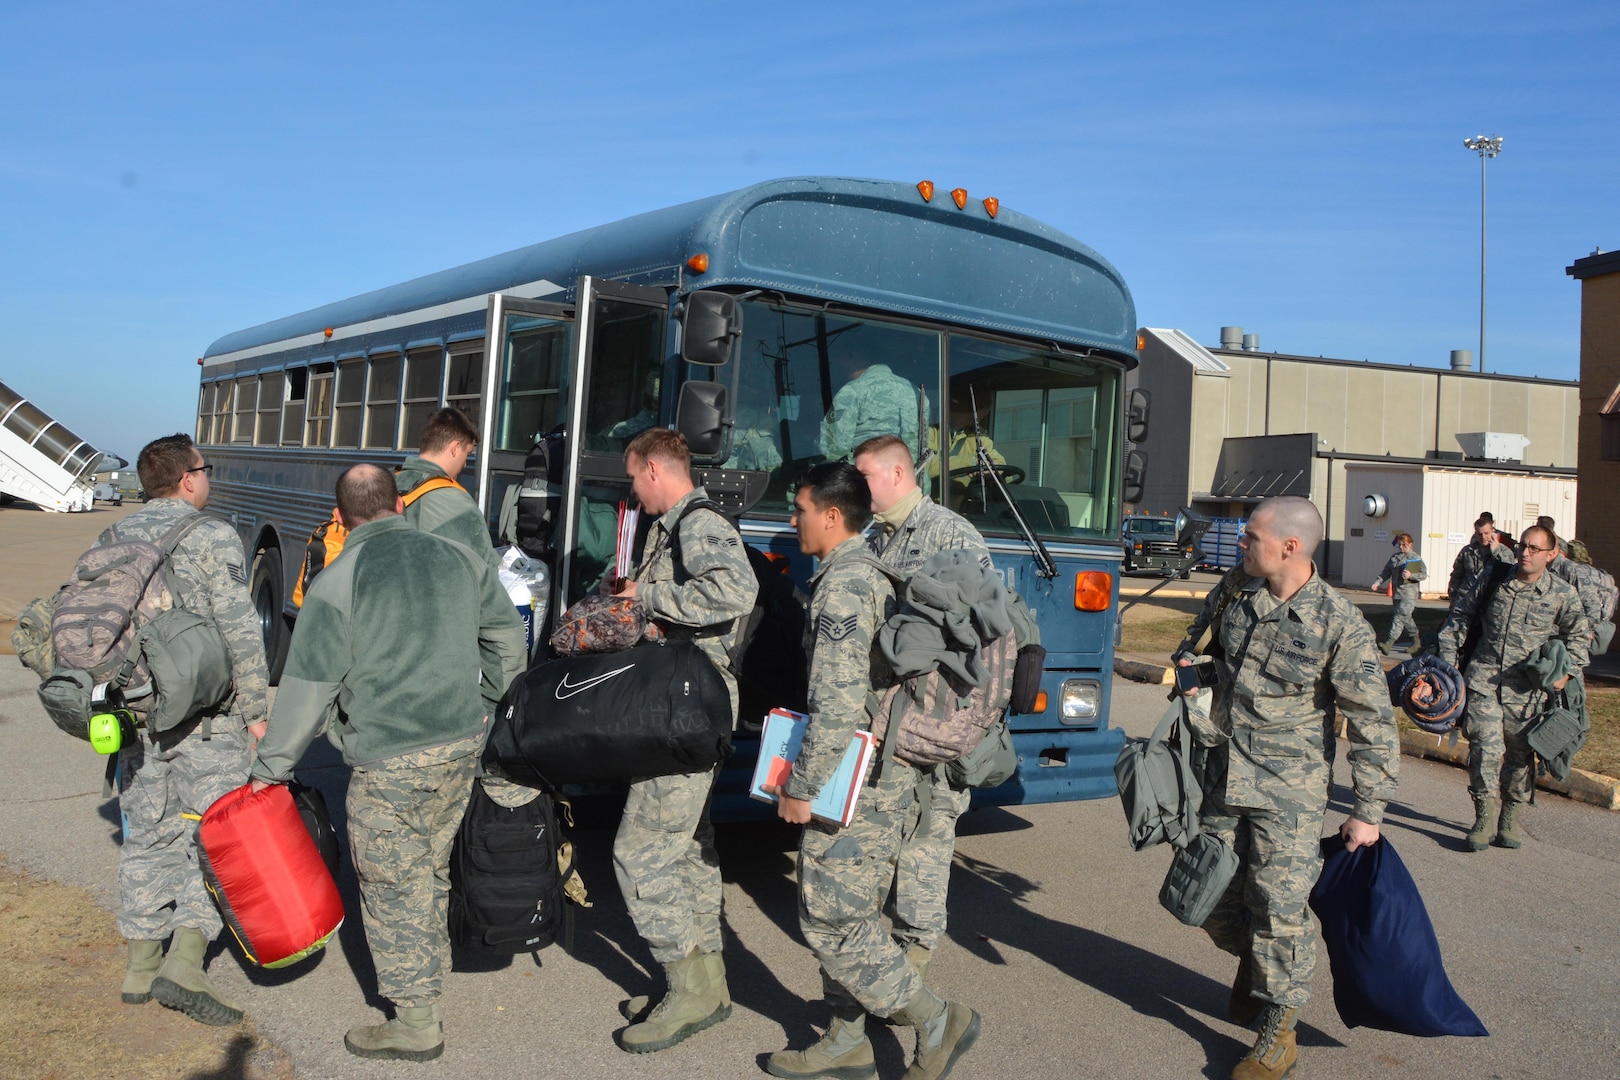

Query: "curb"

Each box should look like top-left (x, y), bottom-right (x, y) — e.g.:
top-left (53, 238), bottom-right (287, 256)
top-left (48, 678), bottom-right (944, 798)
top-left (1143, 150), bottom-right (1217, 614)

top-left (1112, 653), bottom-right (1620, 812)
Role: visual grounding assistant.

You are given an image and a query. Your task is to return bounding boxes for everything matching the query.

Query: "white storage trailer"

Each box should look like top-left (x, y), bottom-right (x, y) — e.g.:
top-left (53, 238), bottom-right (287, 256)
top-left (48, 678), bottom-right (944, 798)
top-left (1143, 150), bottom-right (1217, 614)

top-left (0, 379), bottom-right (105, 512)
top-left (1341, 462), bottom-right (1576, 597)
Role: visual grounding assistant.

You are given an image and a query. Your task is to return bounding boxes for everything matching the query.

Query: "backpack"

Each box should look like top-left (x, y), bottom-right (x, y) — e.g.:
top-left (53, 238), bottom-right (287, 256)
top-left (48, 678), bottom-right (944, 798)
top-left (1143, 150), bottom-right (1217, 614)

top-left (31, 514), bottom-right (233, 741)
top-left (498, 429), bottom-right (566, 559)
top-left (293, 476), bottom-right (463, 607)
top-left (449, 778), bottom-right (588, 953)
top-left (1564, 559), bottom-right (1618, 623)
top-left (1114, 697), bottom-right (1201, 851)
top-left (865, 553), bottom-right (1017, 773)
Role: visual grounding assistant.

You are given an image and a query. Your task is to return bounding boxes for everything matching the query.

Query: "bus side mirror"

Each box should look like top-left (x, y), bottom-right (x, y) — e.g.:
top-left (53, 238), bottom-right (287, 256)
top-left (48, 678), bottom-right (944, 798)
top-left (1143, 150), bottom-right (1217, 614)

top-left (1122, 450), bottom-right (1147, 504)
top-left (676, 381), bottom-right (729, 461)
top-left (679, 291), bottom-right (742, 366)
top-left (1175, 507), bottom-right (1212, 561)
top-left (1127, 387), bottom-right (1151, 443)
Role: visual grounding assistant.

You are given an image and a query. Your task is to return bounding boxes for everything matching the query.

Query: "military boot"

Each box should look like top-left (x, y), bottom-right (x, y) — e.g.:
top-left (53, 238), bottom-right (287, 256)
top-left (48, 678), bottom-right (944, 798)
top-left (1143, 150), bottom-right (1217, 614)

top-left (344, 1005), bottom-right (444, 1061)
top-left (619, 949), bottom-right (731, 1053)
top-left (1228, 957), bottom-right (1262, 1027)
top-left (1465, 796), bottom-right (1499, 852)
top-left (1231, 1004), bottom-right (1297, 1080)
top-left (893, 992), bottom-right (981, 1080)
top-left (149, 928), bottom-right (243, 1026)
top-left (121, 940), bottom-right (164, 1005)
top-left (765, 1007), bottom-right (875, 1080)
top-left (621, 949), bottom-right (730, 1026)
top-left (1496, 802), bottom-right (1524, 849)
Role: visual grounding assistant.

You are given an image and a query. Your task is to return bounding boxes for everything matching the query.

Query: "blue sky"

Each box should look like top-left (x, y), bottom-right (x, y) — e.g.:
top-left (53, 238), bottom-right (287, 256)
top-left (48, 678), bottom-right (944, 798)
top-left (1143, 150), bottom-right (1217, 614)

top-left (3, 1), bottom-right (1616, 463)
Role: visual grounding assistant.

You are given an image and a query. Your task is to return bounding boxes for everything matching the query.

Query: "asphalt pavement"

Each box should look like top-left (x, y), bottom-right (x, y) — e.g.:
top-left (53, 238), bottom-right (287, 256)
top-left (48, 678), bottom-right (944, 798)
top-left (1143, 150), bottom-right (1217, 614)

top-left (3, 662), bottom-right (1618, 1079)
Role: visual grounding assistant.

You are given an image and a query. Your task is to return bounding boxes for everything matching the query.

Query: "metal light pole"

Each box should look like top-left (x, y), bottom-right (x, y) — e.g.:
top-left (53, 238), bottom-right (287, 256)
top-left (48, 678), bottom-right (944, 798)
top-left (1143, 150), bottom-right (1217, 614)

top-left (1463, 134), bottom-right (1503, 372)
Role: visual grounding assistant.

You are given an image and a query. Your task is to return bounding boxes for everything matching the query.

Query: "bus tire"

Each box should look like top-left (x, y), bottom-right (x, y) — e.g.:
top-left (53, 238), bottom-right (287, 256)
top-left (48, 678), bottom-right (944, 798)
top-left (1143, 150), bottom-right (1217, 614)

top-left (251, 548), bottom-right (293, 686)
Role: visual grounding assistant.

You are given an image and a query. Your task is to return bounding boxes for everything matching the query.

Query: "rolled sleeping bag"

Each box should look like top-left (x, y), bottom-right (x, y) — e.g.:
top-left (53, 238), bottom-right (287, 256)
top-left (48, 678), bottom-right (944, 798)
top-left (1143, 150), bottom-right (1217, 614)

top-left (1385, 655), bottom-right (1466, 734)
top-left (198, 782), bottom-right (344, 968)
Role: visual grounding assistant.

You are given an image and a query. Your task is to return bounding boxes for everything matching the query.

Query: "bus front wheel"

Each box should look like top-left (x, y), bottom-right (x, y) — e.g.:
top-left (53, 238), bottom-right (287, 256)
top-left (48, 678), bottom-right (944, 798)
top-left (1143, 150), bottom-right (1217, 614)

top-left (251, 548), bottom-right (293, 686)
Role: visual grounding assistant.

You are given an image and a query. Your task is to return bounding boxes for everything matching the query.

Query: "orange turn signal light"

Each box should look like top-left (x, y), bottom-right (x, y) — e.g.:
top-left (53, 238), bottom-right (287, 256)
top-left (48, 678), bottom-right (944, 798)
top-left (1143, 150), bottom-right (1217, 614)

top-left (1074, 571), bottom-right (1112, 612)
top-left (950, 187), bottom-right (968, 210)
top-left (687, 253), bottom-right (710, 274)
top-left (917, 180), bottom-right (935, 202)
top-left (323, 327), bottom-right (334, 338)
top-left (1137, 332), bottom-right (1146, 351)
top-left (1033, 690), bottom-right (1048, 713)
top-left (982, 196), bottom-right (999, 218)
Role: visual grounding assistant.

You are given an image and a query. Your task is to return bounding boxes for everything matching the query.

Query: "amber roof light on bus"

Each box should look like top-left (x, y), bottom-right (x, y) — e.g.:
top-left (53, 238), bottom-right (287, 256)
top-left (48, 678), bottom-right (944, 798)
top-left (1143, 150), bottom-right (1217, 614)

top-left (324, 327), bottom-right (334, 338)
top-left (950, 187), bottom-right (968, 210)
top-left (687, 253), bottom-right (710, 274)
top-left (917, 180), bottom-right (935, 203)
top-left (982, 197), bottom-right (999, 219)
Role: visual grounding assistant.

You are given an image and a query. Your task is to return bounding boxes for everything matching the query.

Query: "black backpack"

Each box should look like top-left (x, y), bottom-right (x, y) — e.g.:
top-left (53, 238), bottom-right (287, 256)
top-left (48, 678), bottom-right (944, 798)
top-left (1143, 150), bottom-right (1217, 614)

top-left (449, 778), bottom-right (585, 954)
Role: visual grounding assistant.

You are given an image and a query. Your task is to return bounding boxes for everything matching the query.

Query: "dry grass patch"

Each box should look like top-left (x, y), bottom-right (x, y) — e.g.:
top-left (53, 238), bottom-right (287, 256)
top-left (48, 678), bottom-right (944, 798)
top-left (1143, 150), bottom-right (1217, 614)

top-left (0, 856), bottom-right (292, 1080)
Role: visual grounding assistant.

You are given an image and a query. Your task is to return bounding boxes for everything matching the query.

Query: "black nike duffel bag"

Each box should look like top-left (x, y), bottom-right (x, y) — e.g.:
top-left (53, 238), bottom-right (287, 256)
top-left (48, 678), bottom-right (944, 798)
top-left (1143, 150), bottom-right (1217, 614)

top-left (485, 639), bottom-right (733, 791)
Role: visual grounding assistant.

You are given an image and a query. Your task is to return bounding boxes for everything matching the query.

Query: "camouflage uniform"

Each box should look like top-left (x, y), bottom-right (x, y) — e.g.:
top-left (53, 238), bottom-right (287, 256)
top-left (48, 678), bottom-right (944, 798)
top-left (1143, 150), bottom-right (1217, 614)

top-left (1373, 550), bottom-right (1426, 648)
top-left (396, 456), bottom-right (497, 570)
top-left (1448, 540), bottom-right (1515, 605)
top-left (105, 498), bottom-right (267, 941)
top-left (869, 489), bottom-right (992, 952)
top-left (253, 516), bottom-right (527, 1010)
top-left (723, 427), bottom-right (783, 474)
top-left (791, 535), bottom-right (925, 1017)
top-left (1437, 569), bottom-right (1589, 805)
top-left (1190, 572), bottom-right (1399, 1009)
top-left (614, 487), bottom-right (756, 965)
top-left (820, 364), bottom-right (921, 461)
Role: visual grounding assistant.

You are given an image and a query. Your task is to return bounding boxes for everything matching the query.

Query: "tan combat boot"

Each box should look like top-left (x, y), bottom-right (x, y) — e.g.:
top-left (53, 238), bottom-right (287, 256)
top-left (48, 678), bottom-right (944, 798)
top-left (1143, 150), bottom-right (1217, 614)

top-left (121, 940), bottom-right (164, 1005)
top-left (1228, 957), bottom-right (1262, 1027)
top-left (765, 1007), bottom-right (875, 1080)
top-left (894, 991), bottom-right (981, 1080)
top-left (1496, 802), bottom-right (1524, 849)
top-left (619, 949), bottom-right (731, 1053)
top-left (1465, 796), bottom-right (1498, 852)
top-left (1232, 1004), bottom-right (1297, 1080)
top-left (149, 928), bottom-right (243, 1026)
top-left (621, 950), bottom-right (731, 1025)
top-left (344, 1004), bottom-right (444, 1061)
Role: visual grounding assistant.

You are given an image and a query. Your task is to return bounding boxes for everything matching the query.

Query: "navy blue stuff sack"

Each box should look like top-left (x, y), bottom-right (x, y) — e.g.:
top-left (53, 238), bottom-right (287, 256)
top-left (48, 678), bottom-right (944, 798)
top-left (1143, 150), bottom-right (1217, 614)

top-left (1309, 834), bottom-right (1487, 1038)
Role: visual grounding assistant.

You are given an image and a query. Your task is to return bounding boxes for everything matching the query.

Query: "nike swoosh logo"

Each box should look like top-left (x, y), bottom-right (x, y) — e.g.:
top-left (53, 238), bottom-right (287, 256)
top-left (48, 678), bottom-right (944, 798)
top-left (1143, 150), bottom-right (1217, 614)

top-left (555, 663), bottom-right (636, 700)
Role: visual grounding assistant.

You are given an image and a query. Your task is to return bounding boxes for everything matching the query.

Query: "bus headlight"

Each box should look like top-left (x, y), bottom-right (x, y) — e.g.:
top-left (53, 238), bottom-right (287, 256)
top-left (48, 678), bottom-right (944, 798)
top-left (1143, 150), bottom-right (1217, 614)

top-left (1059, 679), bottom-right (1101, 725)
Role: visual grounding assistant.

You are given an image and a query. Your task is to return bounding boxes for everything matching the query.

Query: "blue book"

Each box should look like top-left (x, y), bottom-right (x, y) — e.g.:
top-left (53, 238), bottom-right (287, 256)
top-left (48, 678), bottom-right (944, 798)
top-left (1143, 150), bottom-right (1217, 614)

top-left (749, 708), bottom-right (876, 827)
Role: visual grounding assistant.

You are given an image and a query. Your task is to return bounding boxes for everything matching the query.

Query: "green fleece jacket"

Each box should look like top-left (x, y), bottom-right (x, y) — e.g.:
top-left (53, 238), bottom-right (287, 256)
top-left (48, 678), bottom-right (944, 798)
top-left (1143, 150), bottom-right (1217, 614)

top-left (396, 455), bottom-right (499, 569)
top-left (252, 516), bottom-right (527, 780)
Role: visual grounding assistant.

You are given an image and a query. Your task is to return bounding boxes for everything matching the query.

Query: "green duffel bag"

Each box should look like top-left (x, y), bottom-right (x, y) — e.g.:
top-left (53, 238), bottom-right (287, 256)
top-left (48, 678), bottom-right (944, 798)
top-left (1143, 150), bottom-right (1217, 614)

top-left (1526, 686), bottom-right (1588, 783)
top-left (132, 607), bottom-right (234, 734)
top-left (1159, 829), bottom-right (1240, 928)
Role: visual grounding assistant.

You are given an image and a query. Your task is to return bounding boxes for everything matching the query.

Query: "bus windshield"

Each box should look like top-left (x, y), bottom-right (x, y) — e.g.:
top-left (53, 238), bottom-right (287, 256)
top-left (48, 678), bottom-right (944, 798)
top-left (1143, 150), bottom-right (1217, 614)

top-left (728, 300), bottom-right (1123, 543)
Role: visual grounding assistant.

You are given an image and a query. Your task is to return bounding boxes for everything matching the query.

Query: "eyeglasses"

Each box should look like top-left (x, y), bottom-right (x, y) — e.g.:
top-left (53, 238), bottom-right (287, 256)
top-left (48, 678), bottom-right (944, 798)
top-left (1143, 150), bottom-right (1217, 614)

top-left (1517, 541), bottom-right (1553, 554)
top-left (186, 463), bottom-right (214, 476)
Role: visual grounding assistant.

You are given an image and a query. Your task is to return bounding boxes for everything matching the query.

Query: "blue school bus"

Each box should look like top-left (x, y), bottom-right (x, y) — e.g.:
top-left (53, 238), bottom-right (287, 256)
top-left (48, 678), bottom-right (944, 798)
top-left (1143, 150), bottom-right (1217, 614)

top-left (196, 177), bottom-right (1137, 813)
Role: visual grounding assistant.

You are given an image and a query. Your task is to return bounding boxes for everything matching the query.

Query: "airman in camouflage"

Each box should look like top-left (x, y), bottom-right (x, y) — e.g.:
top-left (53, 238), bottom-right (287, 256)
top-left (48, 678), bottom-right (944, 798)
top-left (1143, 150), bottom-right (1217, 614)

top-left (251, 464), bottom-right (527, 1061)
top-left (1437, 523), bottom-right (1589, 851)
top-left (766, 462), bottom-right (981, 1080)
top-left (855, 435), bottom-right (993, 975)
top-left (1448, 514), bottom-right (1516, 605)
top-left (610, 429), bottom-right (756, 1054)
top-left (1174, 496), bottom-right (1398, 1080)
top-left (1372, 532), bottom-right (1426, 653)
top-left (821, 362), bottom-right (921, 461)
top-left (104, 435), bottom-right (268, 1026)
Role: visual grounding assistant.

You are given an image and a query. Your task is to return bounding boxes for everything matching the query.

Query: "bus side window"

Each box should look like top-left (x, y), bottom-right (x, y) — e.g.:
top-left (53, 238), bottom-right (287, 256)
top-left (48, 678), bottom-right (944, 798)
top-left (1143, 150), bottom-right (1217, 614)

top-left (256, 371), bottom-right (283, 446)
top-left (447, 347), bottom-right (483, 428)
top-left (364, 352), bottom-right (402, 450)
top-left (307, 364), bottom-right (335, 447)
top-left (282, 368), bottom-right (307, 446)
top-left (401, 347), bottom-right (444, 449)
top-left (196, 382), bottom-right (217, 444)
top-left (232, 377), bottom-right (257, 445)
top-left (333, 360), bottom-right (364, 448)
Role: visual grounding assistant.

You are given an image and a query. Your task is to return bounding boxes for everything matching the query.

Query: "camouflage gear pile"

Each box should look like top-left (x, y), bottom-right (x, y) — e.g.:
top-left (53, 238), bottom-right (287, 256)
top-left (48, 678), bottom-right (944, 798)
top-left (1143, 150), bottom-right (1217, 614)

top-left (1547, 553), bottom-right (1617, 642)
top-left (820, 364), bottom-right (921, 461)
top-left (1448, 539), bottom-right (1515, 604)
top-left (724, 427), bottom-right (784, 473)
top-left (1373, 550), bottom-right (1426, 649)
top-left (550, 593), bottom-right (661, 655)
top-left (616, 486), bottom-right (754, 966)
top-left (348, 739), bottom-right (480, 1006)
top-left (1438, 569), bottom-right (1589, 805)
top-left (104, 498), bottom-right (266, 944)
top-left (1195, 572), bottom-right (1399, 1008)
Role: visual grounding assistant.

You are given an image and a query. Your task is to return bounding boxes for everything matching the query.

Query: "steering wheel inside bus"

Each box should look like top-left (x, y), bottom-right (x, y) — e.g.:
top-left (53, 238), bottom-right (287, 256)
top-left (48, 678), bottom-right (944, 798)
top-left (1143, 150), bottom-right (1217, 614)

top-left (949, 463), bottom-right (1026, 485)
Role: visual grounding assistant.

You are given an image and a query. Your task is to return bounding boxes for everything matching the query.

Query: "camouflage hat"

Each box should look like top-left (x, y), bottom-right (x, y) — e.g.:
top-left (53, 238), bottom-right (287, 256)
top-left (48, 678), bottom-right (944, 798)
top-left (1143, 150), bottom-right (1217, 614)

top-left (1567, 539), bottom-right (1592, 565)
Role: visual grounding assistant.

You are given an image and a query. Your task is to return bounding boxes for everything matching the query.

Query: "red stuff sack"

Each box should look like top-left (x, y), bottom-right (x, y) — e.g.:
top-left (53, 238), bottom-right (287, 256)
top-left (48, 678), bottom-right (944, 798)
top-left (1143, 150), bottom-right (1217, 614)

top-left (198, 782), bottom-right (344, 968)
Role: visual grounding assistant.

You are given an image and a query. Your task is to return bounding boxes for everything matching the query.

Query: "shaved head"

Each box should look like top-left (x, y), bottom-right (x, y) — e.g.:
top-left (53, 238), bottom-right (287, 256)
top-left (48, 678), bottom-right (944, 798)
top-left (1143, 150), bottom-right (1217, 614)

top-left (1254, 496), bottom-right (1324, 555)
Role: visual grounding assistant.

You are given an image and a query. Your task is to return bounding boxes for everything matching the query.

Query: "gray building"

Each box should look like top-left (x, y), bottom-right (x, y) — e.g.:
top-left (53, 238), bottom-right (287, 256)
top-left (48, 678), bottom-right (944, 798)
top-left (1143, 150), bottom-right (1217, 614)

top-left (1128, 328), bottom-right (1579, 573)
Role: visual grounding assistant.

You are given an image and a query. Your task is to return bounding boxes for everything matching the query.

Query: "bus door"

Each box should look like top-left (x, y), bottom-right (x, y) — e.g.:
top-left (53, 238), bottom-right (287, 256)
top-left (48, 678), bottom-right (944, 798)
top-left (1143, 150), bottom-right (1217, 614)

top-left (554, 276), bottom-right (670, 611)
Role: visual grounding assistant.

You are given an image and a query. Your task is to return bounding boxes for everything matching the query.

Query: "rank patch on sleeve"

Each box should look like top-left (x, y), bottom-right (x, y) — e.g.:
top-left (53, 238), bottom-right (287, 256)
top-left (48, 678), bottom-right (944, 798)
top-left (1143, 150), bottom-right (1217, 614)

top-left (1361, 660), bottom-right (1379, 675)
top-left (227, 563), bottom-right (247, 585)
top-left (817, 613), bottom-right (860, 642)
top-left (704, 535), bottom-right (739, 549)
